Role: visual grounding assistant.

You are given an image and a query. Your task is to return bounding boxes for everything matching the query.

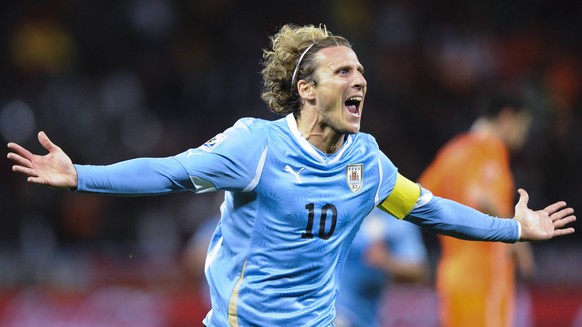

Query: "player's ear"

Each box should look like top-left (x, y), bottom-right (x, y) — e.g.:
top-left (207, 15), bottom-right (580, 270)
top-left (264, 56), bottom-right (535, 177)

top-left (298, 79), bottom-right (316, 100)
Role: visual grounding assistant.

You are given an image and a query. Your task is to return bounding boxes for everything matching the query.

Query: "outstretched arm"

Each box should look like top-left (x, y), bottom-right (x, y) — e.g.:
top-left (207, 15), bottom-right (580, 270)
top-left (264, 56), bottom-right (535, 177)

top-left (8, 131), bottom-right (195, 195)
top-left (7, 131), bottom-right (77, 189)
top-left (381, 173), bottom-right (576, 243)
top-left (405, 188), bottom-right (575, 243)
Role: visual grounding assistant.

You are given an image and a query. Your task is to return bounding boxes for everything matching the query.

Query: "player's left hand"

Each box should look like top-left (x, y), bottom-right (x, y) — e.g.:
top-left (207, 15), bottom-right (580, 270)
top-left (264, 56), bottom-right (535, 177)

top-left (514, 188), bottom-right (576, 241)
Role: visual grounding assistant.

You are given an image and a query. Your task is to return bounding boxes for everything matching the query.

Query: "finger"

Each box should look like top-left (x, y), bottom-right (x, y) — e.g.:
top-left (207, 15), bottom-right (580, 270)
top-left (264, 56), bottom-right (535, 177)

top-left (516, 188), bottom-right (529, 207)
top-left (550, 207), bottom-right (575, 222)
top-left (543, 201), bottom-right (568, 215)
top-left (12, 165), bottom-right (39, 177)
top-left (552, 227), bottom-right (575, 237)
top-left (27, 176), bottom-right (48, 185)
top-left (7, 152), bottom-right (33, 168)
top-left (38, 131), bottom-right (59, 152)
top-left (553, 214), bottom-right (576, 228)
top-left (7, 142), bottom-right (34, 160)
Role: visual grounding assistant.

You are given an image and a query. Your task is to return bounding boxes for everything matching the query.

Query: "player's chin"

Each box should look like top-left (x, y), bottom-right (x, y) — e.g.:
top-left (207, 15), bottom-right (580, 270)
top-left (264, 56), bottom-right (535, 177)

top-left (338, 110), bottom-right (362, 134)
top-left (343, 121), bottom-right (361, 134)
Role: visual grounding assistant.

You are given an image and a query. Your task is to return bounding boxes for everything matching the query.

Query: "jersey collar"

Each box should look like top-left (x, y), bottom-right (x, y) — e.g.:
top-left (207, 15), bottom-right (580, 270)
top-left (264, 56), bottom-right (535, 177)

top-left (285, 114), bottom-right (353, 165)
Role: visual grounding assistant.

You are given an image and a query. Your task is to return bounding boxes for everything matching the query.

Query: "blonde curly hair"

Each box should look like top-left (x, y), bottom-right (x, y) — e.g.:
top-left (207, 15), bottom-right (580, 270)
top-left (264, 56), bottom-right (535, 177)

top-left (260, 24), bottom-right (352, 115)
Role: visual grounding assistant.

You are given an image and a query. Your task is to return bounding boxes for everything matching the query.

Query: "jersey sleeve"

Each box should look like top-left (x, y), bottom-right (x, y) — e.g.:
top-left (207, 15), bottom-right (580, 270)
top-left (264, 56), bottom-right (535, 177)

top-left (75, 156), bottom-right (193, 195)
top-left (405, 188), bottom-right (520, 243)
top-left (173, 117), bottom-right (269, 193)
top-left (373, 151), bottom-right (399, 205)
top-left (75, 118), bottom-right (269, 195)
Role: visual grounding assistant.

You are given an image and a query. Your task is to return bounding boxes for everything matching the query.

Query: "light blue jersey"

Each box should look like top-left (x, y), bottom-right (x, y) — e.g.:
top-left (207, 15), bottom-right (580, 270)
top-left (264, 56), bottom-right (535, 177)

top-left (74, 114), bottom-right (519, 326)
top-left (174, 115), bottom-right (397, 326)
top-left (335, 208), bottom-right (427, 327)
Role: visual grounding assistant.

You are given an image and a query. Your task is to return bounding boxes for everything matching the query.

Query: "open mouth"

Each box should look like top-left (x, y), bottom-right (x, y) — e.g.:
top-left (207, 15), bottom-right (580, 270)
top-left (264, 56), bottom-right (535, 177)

top-left (345, 96), bottom-right (362, 115)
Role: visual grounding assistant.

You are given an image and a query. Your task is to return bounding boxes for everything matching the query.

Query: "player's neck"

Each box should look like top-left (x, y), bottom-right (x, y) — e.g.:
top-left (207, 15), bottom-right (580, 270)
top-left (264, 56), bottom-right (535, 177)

top-left (471, 118), bottom-right (495, 135)
top-left (304, 133), bottom-right (345, 154)
top-left (295, 114), bottom-right (345, 154)
top-left (470, 118), bottom-right (506, 145)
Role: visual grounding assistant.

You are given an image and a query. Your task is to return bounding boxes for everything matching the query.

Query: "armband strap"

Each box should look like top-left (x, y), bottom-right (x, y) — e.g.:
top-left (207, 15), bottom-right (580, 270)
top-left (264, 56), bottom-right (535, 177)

top-left (379, 173), bottom-right (421, 219)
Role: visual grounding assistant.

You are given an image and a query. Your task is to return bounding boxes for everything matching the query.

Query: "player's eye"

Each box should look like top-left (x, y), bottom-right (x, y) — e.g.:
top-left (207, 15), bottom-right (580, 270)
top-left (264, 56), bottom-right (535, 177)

top-left (338, 68), bottom-right (350, 75)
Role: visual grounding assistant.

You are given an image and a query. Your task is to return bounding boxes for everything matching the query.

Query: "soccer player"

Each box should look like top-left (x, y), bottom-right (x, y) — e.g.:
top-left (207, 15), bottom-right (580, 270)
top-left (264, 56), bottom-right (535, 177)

top-left (334, 207), bottom-right (428, 327)
top-left (418, 89), bottom-right (537, 327)
top-left (7, 24), bottom-right (576, 327)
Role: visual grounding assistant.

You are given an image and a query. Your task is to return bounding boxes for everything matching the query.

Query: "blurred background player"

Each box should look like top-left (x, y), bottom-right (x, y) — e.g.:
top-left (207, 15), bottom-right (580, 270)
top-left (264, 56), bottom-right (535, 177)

top-left (181, 191), bottom-right (224, 314)
top-left (334, 207), bottom-right (429, 327)
top-left (418, 87), bottom-right (536, 327)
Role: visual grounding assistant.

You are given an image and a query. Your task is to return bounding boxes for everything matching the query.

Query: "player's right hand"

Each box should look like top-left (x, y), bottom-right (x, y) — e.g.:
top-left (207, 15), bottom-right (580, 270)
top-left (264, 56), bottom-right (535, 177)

top-left (7, 131), bottom-right (78, 189)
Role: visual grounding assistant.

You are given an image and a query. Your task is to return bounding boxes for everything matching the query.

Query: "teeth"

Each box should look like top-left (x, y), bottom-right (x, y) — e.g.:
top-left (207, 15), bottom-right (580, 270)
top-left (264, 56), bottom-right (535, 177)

top-left (348, 96), bottom-right (362, 102)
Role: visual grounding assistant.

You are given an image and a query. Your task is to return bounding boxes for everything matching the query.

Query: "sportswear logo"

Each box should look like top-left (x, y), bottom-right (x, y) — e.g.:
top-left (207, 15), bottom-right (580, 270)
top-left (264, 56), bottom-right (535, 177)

top-left (284, 165), bottom-right (304, 182)
top-left (201, 134), bottom-right (227, 152)
top-left (346, 164), bottom-right (363, 193)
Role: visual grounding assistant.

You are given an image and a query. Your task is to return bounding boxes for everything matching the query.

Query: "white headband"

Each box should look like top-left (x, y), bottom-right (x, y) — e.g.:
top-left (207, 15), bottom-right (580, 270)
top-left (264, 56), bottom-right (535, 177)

top-left (290, 44), bottom-right (315, 91)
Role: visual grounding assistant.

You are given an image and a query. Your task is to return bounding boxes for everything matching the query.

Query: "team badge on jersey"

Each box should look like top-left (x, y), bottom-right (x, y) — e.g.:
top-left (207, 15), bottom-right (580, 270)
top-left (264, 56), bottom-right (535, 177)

top-left (346, 164), bottom-right (363, 193)
top-left (200, 134), bottom-right (227, 152)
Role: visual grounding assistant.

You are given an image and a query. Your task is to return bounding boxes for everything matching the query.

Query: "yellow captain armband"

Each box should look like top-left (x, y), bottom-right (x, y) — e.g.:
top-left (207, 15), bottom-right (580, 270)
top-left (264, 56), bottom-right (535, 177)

top-left (379, 173), bottom-right (421, 219)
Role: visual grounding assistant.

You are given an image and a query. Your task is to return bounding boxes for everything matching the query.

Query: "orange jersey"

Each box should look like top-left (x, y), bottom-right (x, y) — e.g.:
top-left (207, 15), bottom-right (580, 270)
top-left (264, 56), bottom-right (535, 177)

top-left (418, 132), bottom-right (516, 327)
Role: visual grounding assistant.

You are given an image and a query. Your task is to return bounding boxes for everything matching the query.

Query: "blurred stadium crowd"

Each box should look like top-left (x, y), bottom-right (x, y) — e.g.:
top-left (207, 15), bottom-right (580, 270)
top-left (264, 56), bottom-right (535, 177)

top-left (0, 0), bottom-right (581, 326)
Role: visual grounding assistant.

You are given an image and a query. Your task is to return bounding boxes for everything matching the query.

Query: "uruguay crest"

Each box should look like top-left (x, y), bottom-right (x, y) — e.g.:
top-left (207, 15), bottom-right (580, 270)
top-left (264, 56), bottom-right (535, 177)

top-left (346, 164), bottom-right (363, 193)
